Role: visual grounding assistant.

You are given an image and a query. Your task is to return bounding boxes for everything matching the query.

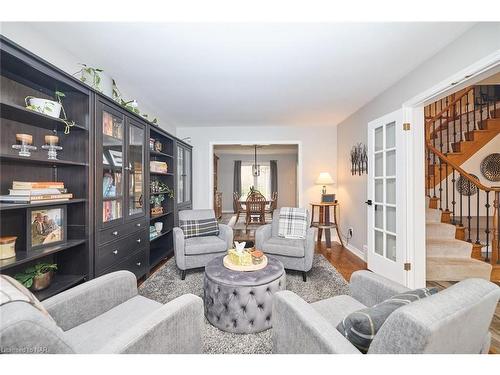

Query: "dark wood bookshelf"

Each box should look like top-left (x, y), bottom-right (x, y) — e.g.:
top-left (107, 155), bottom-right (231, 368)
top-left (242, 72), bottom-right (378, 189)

top-left (0, 102), bottom-right (88, 132)
top-left (0, 154), bottom-right (88, 167)
top-left (150, 229), bottom-right (172, 242)
top-left (149, 247), bottom-right (173, 269)
top-left (0, 239), bottom-right (87, 271)
top-left (0, 198), bottom-right (86, 211)
top-left (150, 150), bottom-right (174, 158)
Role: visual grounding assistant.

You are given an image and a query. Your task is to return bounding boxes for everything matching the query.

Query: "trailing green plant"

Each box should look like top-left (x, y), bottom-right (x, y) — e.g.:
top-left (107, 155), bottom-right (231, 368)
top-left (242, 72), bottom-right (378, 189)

top-left (150, 194), bottom-right (165, 207)
top-left (112, 79), bottom-right (158, 125)
top-left (74, 63), bottom-right (104, 92)
top-left (25, 91), bottom-right (75, 134)
top-left (150, 181), bottom-right (174, 198)
top-left (14, 263), bottom-right (58, 289)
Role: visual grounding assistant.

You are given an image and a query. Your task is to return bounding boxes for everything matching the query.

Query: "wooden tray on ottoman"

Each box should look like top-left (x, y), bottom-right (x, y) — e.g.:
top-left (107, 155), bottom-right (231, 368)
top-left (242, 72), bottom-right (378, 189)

top-left (223, 254), bottom-right (268, 271)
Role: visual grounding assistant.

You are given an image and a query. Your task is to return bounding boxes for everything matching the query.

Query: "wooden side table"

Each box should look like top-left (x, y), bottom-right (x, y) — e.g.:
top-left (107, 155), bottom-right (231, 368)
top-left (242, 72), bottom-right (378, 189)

top-left (310, 202), bottom-right (343, 249)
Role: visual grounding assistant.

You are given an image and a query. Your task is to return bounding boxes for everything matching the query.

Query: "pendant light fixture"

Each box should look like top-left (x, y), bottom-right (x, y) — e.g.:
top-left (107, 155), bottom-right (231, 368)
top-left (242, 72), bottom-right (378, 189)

top-left (252, 145), bottom-right (260, 177)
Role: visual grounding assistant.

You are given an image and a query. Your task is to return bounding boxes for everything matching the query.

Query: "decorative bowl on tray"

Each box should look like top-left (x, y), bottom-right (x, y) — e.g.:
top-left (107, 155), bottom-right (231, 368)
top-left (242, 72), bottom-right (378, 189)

top-left (223, 247), bottom-right (268, 271)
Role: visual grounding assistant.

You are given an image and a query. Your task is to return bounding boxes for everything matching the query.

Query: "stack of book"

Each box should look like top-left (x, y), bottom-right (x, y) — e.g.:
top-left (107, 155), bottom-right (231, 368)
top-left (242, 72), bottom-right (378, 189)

top-left (0, 181), bottom-right (73, 204)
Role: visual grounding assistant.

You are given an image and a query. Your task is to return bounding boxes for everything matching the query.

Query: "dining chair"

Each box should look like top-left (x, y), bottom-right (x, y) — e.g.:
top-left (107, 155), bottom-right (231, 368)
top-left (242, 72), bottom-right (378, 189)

top-left (233, 192), bottom-right (245, 223)
top-left (245, 192), bottom-right (267, 230)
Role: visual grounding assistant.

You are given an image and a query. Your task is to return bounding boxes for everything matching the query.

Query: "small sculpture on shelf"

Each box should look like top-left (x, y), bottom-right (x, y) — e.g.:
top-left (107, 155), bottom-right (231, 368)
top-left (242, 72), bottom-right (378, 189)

top-left (150, 194), bottom-right (165, 216)
top-left (12, 133), bottom-right (37, 157)
top-left (41, 134), bottom-right (63, 160)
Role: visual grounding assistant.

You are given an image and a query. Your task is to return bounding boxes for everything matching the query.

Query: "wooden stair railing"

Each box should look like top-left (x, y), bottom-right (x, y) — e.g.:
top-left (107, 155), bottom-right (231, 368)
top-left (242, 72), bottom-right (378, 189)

top-left (425, 85), bottom-right (500, 278)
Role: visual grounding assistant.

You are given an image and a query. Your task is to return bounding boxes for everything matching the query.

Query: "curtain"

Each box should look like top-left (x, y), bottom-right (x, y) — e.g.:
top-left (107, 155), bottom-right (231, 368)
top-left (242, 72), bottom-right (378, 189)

top-left (270, 160), bottom-right (278, 196)
top-left (233, 160), bottom-right (242, 212)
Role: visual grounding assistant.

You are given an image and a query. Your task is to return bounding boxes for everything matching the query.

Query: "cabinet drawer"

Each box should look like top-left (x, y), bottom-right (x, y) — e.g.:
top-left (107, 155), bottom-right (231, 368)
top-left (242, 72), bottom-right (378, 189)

top-left (99, 218), bottom-right (147, 245)
top-left (97, 248), bottom-right (147, 279)
top-left (96, 229), bottom-right (148, 273)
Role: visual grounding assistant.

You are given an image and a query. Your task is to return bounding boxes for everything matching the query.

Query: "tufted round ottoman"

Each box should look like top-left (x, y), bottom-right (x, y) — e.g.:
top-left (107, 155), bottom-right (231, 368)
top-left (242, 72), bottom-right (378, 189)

top-left (204, 255), bottom-right (286, 333)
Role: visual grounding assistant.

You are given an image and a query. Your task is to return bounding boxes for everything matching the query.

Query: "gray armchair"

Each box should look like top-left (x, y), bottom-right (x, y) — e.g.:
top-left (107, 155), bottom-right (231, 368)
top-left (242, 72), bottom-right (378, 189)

top-left (273, 270), bottom-right (500, 354)
top-left (173, 209), bottom-right (233, 280)
top-left (255, 210), bottom-right (315, 281)
top-left (0, 271), bottom-right (203, 354)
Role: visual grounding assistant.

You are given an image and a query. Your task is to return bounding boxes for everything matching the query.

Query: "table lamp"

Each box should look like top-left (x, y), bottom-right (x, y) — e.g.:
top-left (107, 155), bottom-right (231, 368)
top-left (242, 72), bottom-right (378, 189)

top-left (315, 172), bottom-right (334, 195)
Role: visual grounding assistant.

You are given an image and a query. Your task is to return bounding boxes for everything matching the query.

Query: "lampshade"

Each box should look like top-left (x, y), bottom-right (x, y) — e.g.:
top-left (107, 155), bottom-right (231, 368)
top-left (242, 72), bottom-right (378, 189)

top-left (315, 172), bottom-right (334, 185)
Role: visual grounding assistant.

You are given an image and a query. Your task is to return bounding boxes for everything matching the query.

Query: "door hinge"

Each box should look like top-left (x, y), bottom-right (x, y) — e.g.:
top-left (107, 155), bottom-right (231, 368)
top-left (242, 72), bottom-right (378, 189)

top-left (404, 262), bottom-right (411, 271)
top-left (403, 123), bottom-right (411, 131)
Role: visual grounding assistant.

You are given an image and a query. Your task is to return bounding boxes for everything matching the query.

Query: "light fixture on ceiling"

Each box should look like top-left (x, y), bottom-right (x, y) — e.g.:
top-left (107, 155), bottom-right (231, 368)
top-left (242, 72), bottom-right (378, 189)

top-left (252, 145), bottom-right (260, 177)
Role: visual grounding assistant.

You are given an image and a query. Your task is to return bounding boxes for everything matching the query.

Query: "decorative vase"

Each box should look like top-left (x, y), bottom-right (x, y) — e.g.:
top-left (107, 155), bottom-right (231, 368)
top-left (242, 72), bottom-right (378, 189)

top-left (31, 271), bottom-right (54, 291)
top-left (25, 97), bottom-right (62, 118)
top-left (0, 236), bottom-right (17, 260)
top-left (154, 222), bottom-right (163, 234)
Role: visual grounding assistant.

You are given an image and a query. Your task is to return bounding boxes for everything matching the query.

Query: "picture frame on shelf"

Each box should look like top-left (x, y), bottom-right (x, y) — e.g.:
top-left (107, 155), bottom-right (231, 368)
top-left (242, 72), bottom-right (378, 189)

top-left (27, 205), bottom-right (67, 251)
top-left (108, 150), bottom-right (123, 167)
top-left (321, 194), bottom-right (336, 203)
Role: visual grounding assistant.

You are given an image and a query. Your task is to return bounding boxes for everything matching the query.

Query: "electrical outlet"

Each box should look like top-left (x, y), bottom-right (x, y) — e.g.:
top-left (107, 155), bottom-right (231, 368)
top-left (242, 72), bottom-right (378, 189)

top-left (348, 227), bottom-right (353, 238)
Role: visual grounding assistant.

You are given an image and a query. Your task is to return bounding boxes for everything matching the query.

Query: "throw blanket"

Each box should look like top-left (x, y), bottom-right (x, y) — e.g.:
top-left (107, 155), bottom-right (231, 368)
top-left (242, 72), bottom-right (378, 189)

top-left (278, 207), bottom-right (307, 239)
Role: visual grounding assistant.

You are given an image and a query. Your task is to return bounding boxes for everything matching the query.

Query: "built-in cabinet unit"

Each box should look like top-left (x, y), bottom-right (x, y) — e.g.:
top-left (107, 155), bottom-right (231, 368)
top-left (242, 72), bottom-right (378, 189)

top-left (0, 36), bottom-right (193, 297)
top-left (94, 97), bottom-right (148, 279)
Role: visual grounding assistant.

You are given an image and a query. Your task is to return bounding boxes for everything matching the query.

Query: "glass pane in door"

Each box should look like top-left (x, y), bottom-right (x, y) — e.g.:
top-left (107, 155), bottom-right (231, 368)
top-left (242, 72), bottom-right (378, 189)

top-left (177, 146), bottom-right (184, 204)
top-left (102, 110), bottom-right (124, 222)
top-left (128, 123), bottom-right (145, 216)
top-left (371, 122), bottom-right (397, 262)
top-left (185, 148), bottom-right (191, 202)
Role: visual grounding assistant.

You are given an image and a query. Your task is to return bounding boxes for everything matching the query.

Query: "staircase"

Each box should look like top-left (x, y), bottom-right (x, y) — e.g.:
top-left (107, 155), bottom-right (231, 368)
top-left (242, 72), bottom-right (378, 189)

top-left (425, 85), bottom-right (500, 282)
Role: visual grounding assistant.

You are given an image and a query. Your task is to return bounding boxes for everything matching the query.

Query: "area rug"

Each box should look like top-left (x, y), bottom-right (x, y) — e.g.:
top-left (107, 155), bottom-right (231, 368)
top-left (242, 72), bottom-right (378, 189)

top-left (139, 254), bottom-right (350, 354)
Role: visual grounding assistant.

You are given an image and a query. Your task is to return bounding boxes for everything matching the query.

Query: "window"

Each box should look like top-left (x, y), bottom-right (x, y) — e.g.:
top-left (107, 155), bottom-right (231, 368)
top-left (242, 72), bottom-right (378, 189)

top-left (240, 163), bottom-right (271, 199)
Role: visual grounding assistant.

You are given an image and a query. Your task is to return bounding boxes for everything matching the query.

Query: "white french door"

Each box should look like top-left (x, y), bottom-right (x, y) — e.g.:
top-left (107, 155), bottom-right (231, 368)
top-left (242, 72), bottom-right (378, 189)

top-left (367, 109), bottom-right (408, 285)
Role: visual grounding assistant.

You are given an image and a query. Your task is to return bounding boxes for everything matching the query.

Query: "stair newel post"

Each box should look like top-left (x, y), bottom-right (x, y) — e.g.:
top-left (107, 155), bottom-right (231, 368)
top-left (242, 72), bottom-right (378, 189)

top-left (485, 191), bottom-right (490, 263)
top-left (493, 191), bottom-right (499, 265)
top-left (466, 90), bottom-right (471, 134)
top-left (459, 181), bottom-right (464, 227)
top-left (451, 168), bottom-right (456, 223)
top-left (446, 96), bottom-right (450, 153)
top-left (439, 157), bottom-right (443, 211)
top-left (458, 94), bottom-right (468, 142)
top-left (467, 187), bottom-right (472, 243)
top-left (475, 189), bottom-right (481, 247)
top-left (445, 161), bottom-right (449, 213)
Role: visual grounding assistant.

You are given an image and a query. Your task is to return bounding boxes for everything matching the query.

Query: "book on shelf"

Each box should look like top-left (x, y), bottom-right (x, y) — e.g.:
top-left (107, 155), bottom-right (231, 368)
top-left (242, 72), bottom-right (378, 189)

top-left (9, 188), bottom-right (68, 196)
top-left (12, 181), bottom-right (65, 190)
top-left (150, 161), bottom-right (168, 174)
top-left (1, 181), bottom-right (73, 204)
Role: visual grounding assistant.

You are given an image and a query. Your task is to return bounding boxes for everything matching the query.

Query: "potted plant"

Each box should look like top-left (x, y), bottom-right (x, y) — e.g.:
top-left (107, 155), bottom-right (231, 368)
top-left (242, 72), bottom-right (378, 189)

top-left (74, 63), bottom-right (113, 97)
top-left (25, 91), bottom-right (76, 134)
top-left (14, 263), bottom-right (58, 291)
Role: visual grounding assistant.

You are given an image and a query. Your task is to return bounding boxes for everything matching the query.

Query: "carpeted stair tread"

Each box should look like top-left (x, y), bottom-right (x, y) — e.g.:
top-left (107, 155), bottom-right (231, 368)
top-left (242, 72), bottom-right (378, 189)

top-left (426, 238), bottom-right (472, 258)
top-left (426, 208), bottom-right (442, 223)
top-left (426, 222), bottom-right (457, 239)
top-left (426, 257), bottom-right (492, 281)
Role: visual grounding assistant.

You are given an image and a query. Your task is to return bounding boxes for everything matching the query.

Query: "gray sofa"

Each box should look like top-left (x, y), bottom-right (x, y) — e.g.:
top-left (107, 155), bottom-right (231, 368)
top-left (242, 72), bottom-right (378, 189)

top-left (173, 209), bottom-right (233, 279)
top-left (255, 210), bottom-right (315, 281)
top-left (273, 270), bottom-right (500, 354)
top-left (0, 271), bottom-right (203, 354)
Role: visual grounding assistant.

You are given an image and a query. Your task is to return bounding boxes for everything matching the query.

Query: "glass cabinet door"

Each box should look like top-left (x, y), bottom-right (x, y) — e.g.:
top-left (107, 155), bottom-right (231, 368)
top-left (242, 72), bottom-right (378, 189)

top-left (101, 106), bottom-right (124, 225)
top-left (127, 120), bottom-right (145, 218)
top-left (184, 147), bottom-right (191, 203)
top-left (177, 145), bottom-right (184, 204)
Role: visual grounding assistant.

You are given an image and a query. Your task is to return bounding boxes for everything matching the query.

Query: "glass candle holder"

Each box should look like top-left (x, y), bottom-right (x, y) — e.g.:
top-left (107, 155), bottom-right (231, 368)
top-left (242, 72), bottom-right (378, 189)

top-left (12, 133), bottom-right (37, 157)
top-left (41, 135), bottom-right (62, 160)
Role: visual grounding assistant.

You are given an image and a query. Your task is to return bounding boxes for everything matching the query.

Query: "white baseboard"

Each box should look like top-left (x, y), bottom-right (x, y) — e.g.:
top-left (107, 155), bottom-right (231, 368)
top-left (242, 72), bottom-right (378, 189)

top-left (333, 240), bottom-right (366, 262)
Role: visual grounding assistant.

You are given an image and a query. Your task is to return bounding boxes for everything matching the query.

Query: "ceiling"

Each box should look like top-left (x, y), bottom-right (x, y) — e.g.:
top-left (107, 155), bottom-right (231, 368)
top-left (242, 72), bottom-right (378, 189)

top-left (26, 22), bottom-right (473, 128)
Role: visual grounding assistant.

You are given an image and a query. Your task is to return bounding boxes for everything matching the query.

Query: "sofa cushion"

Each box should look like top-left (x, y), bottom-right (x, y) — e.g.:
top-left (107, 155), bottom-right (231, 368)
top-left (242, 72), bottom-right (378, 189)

top-left (336, 287), bottom-right (438, 353)
top-left (184, 236), bottom-right (227, 256)
top-left (64, 295), bottom-right (162, 353)
top-left (262, 237), bottom-right (305, 258)
top-left (180, 218), bottom-right (219, 239)
top-left (312, 295), bottom-right (366, 326)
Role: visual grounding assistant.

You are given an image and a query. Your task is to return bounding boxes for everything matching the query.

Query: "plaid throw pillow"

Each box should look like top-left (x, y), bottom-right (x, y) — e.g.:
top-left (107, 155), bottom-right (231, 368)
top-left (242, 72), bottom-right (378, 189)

top-left (180, 218), bottom-right (219, 239)
top-left (336, 287), bottom-right (438, 353)
top-left (0, 275), bottom-right (55, 323)
top-left (278, 207), bottom-right (308, 239)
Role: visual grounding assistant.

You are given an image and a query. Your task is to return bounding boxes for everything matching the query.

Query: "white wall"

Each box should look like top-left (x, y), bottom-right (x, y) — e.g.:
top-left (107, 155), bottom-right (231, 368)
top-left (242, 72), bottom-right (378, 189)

top-left (177, 126), bottom-right (337, 210)
top-left (0, 23), bottom-right (174, 134)
top-left (216, 152), bottom-right (298, 212)
top-left (336, 22), bottom-right (500, 255)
